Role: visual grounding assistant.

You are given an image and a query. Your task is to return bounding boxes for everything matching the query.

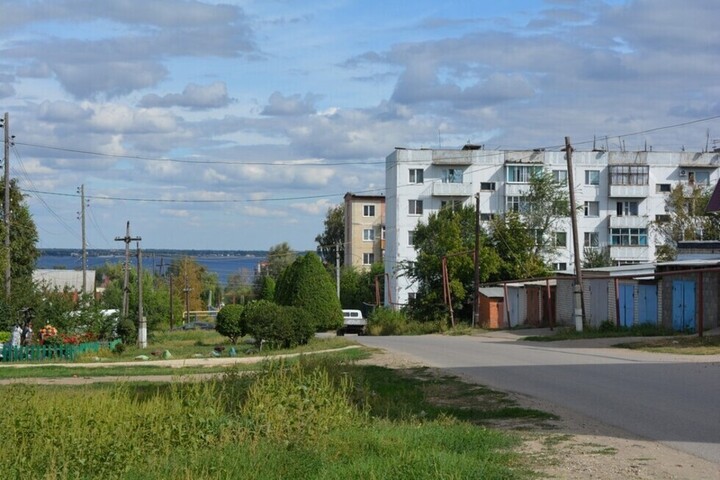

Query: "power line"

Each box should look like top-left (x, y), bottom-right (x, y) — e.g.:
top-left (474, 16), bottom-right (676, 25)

top-left (19, 187), bottom-right (385, 204)
top-left (13, 141), bottom-right (384, 166)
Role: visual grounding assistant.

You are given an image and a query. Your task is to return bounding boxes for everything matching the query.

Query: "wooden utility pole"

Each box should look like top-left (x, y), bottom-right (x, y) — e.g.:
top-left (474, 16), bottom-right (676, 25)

top-left (335, 243), bottom-right (341, 299)
top-left (78, 185), bottom-right (87, 294)
top-left (137, 241), bottom-right (146, 348)
top-left (114, 222), bottom-right (141, 321)
top-left (2, 112), bottom-right (10, 299)
top-left (565, 137), bottom-right (584, 331)
top-left (473, 193), bottom-right (481, 328)
top-left (169, 273), bottom-right (175, 331)
top-left (183, 267), bottom-right (191, 324)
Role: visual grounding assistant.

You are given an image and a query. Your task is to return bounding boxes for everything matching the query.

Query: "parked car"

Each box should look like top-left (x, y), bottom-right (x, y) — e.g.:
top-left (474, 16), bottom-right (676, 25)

top-left (336, 309), bottom-right (367, 336)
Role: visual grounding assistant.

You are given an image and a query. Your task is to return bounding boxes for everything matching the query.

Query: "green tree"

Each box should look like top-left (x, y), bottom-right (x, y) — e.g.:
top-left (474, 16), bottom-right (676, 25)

top-left (257, 275), bottom-right (276, 301)
top-left (489, 212), bottom-right (549, 280)
top-left (215, 304), bottom-right (245, 344)
top-left (583, 246), bottom-right (612, 268)
top-left (224, 269), bottom-right (254, 304)
top-left (0, 178), bottom-right (40, 317)
top-left (264, 242), bottom-right (296, 280)
top-left (315, 204), bottom-right (345, 265)
top-left (339, 263), bottom-right (383, 313)
top-left (274, 252), bottom-right (342, 331)
top-left (651, 184), bottom-right (720, 261)
top-left (404, 206), bottom-right (501, 322)
top-left (522, 172), bottom-right (571, 258)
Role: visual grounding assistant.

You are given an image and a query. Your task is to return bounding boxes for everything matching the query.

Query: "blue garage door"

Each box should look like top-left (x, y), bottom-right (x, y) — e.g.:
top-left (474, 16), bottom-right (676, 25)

top-left (672, 280), bottom-right (695, 332)
top-left (638, 284), bottom-right (658, 325)
top-left (618, 284), bottom-right (634, 327)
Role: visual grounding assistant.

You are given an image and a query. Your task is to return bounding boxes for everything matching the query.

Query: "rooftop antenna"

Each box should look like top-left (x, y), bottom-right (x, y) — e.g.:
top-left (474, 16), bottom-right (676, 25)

top-left (438, 129), bottom-right (442, 149)
top-left (706, 129), bottom-right (710, 152)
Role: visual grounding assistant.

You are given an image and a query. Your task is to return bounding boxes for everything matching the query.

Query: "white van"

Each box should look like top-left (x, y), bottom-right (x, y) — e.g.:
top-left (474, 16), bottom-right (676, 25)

top-left (337, 309), bottom-right (367, 336)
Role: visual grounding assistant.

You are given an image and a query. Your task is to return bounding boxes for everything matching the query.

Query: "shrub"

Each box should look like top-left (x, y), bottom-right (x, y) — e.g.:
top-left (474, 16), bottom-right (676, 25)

top-left (215, 304), bottom-right (245, 344)
top-left (0, 331), bottom-right (9, 343)
top-left (275, 253), bottom-right (342, 332)
top-left (367, 307), bottom-right (408, 335)
top-left (242, 301), bottom-right (315, 349)
top-left (116, 317), bottom-right (136, 344)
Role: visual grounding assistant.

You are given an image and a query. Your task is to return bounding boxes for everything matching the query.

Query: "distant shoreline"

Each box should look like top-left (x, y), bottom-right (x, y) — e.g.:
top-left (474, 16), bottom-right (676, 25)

top-left (39, 248), bottom-right (269, 258)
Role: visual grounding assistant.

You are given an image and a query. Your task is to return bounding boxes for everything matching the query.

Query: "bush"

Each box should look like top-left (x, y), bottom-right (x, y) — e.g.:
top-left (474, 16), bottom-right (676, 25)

top-left (275, 253), bottom-right (342, 332)
top-left (242, 301), bottom-right (315, 349)
top-left (215, 304), bottom-right (245, 344)
top-left (116, 317), bottom-right (136, 344)
top-left (0, 331), bottom-right (9, 343)
top-left (367, 308), bottom-right (408, 335)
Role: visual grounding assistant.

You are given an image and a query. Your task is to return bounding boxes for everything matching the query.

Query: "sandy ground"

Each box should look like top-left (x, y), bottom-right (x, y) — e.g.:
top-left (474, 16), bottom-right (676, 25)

top-left (3, 342), bottom-right (719, 479)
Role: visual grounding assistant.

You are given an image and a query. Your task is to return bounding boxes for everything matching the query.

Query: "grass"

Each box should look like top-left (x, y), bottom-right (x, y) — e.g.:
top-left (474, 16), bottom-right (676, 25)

top-left (0, 355), bottom-right (545, 479)
top-left (616, 334), bottom-right (720, 355)
top-left (0, 344), bottom-right (369, 379)
top-left (523, 324), bottom-right (676, 342)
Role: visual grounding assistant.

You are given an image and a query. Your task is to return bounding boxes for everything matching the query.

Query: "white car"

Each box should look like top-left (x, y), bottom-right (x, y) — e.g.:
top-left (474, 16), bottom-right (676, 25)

top-left (337, 309), bottom-right (367, 336)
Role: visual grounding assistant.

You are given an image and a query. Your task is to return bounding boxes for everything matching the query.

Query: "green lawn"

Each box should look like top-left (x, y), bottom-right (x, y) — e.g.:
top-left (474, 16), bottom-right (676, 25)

top-left (616, 335), bottom-right (720, 355)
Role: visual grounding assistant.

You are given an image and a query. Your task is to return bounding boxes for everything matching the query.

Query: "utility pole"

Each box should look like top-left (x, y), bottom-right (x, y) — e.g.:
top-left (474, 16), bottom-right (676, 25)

top-left (78, 185), bottom-right (87, 294)
top-left (169, 273), bottom-right (174, 330)
top-left (183, 266), bottom-right (191, 324)
top-left (335, 243), bottom-right (341, 299)
top-left (473, 193), bottom-right (480, 328)
top-left (114, 222), bottom-right (141, 321)
top-left (2, 112), bottom-right (11, 299)
top-left (137, 241), bottom-right (146, 348)
top-left (564, 137), bottom-right (584, 332)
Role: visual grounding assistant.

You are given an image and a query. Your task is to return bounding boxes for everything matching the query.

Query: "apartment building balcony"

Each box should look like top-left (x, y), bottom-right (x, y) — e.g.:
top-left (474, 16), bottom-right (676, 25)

top-left (431, 151), bottom-right (473, 165)
top-left (504, 183), bottom-right (529, 196)
top-left (609, 184), bottom-right (649, 198)
top-left (610, 245), bottom-right (650, 261)
top-left (608, 215), bottom-right (649, 229)
top-left (432, 181), bottom-right (473, 197)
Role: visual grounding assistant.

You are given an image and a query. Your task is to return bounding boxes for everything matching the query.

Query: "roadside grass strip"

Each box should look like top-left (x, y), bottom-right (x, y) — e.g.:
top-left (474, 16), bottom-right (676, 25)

top-left (0, 356), bottom-right (542, 479)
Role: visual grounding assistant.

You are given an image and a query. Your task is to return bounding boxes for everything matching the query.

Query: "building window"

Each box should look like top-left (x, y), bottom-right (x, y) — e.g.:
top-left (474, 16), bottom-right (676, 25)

top-left (584, 201), bottom-right (599, 217)
top-left (407, 292), bottom-right (417, 301)
top-left (609, 165), bottom-right (649, 185)
top-left (616, 201), bottom-right (639, 216)
top-left (687, 170), bottom-right (710, 186)
top-left (506, 165), bottom-right (542, 183)
top-left (584, 232), bottom-right (599, 247)
top-left (442, 168), bottom-right (464, 183)
top-left (363, 205), bottom-right (375, 217)
top-left (506, 196), bottom-right (527, 213)
top-left (610, 228), bottom-right (648, 246)
top-left (362, 253), bottom-right (375, 265)
top-left (440, 199), bottom-right (462, 210)
top-left (363, 229), bottom-right (375, 241)
top-left (480, 213), bottom-right (496, 221)
top-left (655, 214), bottom-right (671, 223)
top-left (553, 170), bottom-right (568, 183)
top-left (656, 183), bottom-right (671, 193)
top-left (409, 199), bottom-right (423, 215)
top-left (585, 170), bottom-right (600, 186)
top-left (553, 262), bottom-right (567, 271)
top-left (409, 169), bottom-right (424, 184)
top-left (532, 229), bottom-right (543, 246)
top-left (554, 232), bottom-right (567, 247)
top-left (381, 225), bottom-right (386, 240)
top-left (408, 230), bottom-right (416, 246)
top-left (480, 182), bottom-right (496, 191)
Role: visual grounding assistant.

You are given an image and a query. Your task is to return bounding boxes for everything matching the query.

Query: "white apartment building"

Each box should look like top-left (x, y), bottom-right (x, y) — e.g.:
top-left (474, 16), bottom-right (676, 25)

top-left (384, 146), bottom-right (720, 306)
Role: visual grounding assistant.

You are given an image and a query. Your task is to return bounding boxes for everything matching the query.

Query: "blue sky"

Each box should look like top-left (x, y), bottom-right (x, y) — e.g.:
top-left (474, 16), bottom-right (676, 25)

top-left (1, 0), bottom-right (719, 250)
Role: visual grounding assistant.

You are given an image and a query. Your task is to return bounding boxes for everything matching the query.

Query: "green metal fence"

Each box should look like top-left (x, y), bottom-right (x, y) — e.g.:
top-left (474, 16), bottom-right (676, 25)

top-left (0, 340), bottom-right (121, 363)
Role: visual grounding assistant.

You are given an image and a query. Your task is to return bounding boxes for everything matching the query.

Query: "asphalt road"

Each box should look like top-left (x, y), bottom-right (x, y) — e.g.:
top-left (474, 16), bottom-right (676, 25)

top-left (355, 332), bottom-right (720, 464)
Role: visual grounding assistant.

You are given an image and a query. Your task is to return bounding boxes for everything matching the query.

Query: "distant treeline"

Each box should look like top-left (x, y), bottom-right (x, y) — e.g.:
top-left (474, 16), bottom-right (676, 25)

top-left (40, 248), bottom-right (269, 258)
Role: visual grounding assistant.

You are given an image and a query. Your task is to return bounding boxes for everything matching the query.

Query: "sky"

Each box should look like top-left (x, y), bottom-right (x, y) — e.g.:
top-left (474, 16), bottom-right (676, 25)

top-left (1, 0), bottom-right (719, 251)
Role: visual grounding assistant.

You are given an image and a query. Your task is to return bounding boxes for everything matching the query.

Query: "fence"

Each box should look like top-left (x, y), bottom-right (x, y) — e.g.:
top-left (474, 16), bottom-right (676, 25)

top-left (0, 340), bottom-right (121, 363)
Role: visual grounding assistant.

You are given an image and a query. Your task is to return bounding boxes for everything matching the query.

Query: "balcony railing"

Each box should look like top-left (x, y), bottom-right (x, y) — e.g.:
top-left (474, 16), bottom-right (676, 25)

top-left (431, 182), bottom-right (473, 196)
